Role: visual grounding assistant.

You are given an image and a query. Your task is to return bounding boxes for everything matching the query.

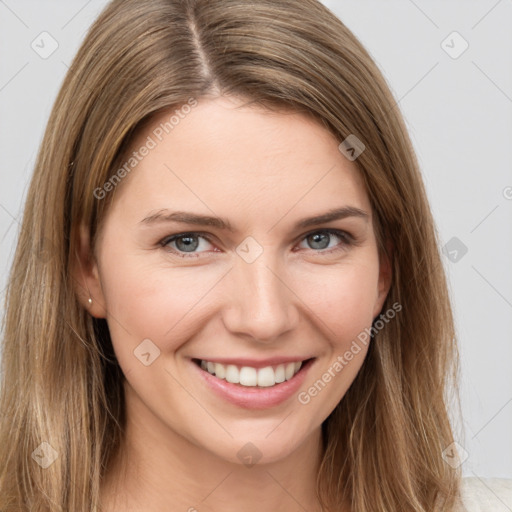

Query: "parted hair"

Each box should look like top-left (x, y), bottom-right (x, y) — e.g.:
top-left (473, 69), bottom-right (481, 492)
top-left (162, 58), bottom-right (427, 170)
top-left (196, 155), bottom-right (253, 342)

top-left (0, 0), bottom-right (461, 510)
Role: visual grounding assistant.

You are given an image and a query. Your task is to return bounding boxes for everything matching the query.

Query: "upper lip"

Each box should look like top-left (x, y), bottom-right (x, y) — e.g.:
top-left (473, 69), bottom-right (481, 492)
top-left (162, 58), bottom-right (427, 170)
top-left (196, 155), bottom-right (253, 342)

top-left (192, 356), bottom-right (314, 369)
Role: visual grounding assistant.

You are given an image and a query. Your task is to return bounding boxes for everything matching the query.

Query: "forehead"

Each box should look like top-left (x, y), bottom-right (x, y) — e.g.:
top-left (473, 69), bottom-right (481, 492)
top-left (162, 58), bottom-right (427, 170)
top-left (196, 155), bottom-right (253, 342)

top-left (106, 96), bottom-right (371, 229)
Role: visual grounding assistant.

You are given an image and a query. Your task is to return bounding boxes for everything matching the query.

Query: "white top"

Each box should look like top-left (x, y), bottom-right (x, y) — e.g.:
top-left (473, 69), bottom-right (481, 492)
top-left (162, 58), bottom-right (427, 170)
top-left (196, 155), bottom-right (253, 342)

top-left (459, 477), bottom-right (512, 511)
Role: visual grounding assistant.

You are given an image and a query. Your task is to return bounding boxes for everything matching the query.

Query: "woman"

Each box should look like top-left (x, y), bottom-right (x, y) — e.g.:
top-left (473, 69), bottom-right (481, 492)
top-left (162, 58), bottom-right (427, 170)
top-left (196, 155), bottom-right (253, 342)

top-left (0, 0), bottom-right (466, 510)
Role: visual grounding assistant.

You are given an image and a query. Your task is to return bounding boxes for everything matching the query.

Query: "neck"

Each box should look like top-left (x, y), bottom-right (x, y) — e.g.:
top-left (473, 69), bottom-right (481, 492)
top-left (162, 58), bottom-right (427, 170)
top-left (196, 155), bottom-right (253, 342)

top-left (100, 382), bottom-right (326, 512)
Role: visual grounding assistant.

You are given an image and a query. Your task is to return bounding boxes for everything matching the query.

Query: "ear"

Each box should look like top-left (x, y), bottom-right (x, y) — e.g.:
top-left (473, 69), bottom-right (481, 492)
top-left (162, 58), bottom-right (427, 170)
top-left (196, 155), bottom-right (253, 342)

top-left (71, 223), bottom-right (107, 318)
top-left (372, 240), bottom-right (393, 319)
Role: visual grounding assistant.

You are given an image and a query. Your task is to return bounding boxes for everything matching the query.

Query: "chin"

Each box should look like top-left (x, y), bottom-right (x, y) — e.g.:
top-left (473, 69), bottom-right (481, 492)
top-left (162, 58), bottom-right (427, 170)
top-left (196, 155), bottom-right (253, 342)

top-left (192, 417), bottom-right (319, 467)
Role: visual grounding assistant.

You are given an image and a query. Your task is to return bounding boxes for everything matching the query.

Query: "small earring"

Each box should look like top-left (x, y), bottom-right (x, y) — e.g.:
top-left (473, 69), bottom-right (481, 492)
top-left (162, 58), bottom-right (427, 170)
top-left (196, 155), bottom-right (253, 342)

top-left (88, 297), bottom-right (92, 305)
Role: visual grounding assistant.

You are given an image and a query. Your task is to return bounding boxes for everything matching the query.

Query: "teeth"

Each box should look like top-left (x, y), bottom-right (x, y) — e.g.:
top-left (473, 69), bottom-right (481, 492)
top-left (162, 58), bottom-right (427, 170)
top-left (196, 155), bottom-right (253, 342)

top-left (198, 359), bottom-right (305, 387)
top-left (239, 367), bottom-right (257, 386)
top-left (257, 366), bottom-right (275, 387)
top-left (284, 362), bottom-right (295, 380)
top-left (214, 362), bottom-right (226, 379)
top-left (225, 364), bottom-right (239, 384)
top-left (274, 364), bottom-right (286, 383)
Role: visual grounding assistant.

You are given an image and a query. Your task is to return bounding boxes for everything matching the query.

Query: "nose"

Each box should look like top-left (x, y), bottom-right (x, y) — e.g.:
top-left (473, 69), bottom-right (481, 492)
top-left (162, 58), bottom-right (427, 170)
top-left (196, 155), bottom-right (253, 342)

top-left (221, 253), bottom-right (300, 344)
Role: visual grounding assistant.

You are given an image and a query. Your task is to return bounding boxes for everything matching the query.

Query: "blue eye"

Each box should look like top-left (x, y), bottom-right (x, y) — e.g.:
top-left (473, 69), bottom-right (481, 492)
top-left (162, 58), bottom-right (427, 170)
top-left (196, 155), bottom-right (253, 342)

top-left (161, 232), bottom-right (214, 258)
top-left (160, 229), bottom-right (354, 258)
top-left (297, 229), bottom-right (353, 252)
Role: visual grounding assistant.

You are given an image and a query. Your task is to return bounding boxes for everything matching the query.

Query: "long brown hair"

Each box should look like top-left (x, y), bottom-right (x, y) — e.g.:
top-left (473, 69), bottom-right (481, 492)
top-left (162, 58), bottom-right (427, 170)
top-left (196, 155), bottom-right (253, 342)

top-left (0, 0), bottom-right (462, 510)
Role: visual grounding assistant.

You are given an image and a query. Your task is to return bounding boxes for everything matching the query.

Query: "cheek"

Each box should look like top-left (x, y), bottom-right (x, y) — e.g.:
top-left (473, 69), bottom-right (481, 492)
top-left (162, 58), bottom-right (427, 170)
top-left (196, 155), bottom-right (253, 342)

top-left (291, 261), bottom-right (379, 421)
top-left (98, 248), bottom-right (223, 361)
top-left (292, 257), bottom-right (380, 342)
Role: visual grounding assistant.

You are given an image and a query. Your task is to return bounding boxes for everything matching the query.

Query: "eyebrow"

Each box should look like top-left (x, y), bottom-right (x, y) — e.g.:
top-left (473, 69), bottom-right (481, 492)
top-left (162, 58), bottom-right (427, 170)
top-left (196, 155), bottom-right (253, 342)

top-left (139, 206), bottom-right (369, 232)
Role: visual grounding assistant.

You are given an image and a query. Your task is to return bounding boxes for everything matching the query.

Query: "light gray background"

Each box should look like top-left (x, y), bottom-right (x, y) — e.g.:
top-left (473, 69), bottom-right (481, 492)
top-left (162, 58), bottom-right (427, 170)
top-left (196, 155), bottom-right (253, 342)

top-left (1, 0), bottom-right (511, 479)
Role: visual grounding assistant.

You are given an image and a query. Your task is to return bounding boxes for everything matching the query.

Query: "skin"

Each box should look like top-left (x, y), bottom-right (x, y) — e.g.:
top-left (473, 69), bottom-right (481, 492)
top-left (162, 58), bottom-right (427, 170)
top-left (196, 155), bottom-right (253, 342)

top-left (74, 95), bottom-right (391, 512)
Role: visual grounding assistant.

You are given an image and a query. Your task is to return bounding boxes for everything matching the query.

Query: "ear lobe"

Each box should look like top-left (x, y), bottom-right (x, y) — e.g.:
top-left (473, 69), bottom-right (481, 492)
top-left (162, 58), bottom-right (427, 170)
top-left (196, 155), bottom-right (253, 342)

top-left (71, 224), bottom-right (107, 318)
top-left (373, 241), bottom-right (393, 318)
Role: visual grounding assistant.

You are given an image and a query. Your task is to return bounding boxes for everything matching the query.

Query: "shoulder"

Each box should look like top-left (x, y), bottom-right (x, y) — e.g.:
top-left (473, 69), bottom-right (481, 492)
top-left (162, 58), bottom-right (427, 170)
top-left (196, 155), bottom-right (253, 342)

top-left (458, 477), bottom-right (512, 511)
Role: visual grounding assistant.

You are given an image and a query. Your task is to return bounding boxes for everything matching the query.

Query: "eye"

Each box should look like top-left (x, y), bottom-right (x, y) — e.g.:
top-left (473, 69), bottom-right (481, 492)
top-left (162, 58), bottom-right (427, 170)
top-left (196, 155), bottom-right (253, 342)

top-left (160, 232), bottom-right (216, 258)
top-left (296, 229), bottom-right (354, 254)
top-left (159, 228), bottom-right (354, 259)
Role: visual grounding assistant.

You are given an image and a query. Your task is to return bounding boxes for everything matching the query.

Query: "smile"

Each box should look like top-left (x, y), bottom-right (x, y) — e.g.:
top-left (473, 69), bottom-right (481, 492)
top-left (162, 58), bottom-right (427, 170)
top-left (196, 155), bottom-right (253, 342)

top-left (190, 357), bottom-right (316, 409)
top-left (196, 359), bottom-right (303, 387)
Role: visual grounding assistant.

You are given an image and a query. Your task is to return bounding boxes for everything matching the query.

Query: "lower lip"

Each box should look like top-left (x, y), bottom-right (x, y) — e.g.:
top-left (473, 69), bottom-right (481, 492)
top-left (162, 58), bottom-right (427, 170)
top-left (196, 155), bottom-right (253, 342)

top-left (190, 358), bottom-right (315, 409)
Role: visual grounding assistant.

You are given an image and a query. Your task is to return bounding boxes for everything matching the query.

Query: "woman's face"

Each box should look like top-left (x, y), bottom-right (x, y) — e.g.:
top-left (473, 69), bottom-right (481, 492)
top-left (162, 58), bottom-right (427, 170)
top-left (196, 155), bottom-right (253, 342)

top-left (82, 96), bottom-right (390, 465)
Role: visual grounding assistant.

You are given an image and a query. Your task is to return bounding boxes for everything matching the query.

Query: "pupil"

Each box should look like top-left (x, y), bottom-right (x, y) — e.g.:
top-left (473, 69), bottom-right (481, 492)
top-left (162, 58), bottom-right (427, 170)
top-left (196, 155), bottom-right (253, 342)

top-left (309, 233), bottom-right (329, 250)
top-left (176, 236), bottom-right (198, 252)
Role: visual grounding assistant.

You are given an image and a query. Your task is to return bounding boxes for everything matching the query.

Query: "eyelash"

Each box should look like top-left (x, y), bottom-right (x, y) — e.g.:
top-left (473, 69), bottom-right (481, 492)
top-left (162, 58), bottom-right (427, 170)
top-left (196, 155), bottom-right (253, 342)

top-left (158, 229), bottom-right (355, 259)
